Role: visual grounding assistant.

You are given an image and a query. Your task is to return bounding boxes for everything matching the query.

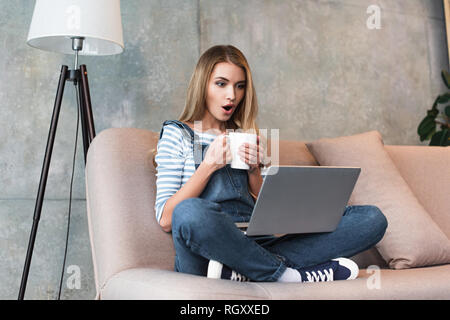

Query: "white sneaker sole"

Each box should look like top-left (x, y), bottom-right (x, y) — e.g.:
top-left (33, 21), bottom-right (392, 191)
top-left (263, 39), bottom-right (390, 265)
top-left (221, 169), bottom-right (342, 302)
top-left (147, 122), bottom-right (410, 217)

top-left (332, 257), bottom-right (359, 280)
top-left (207, 260), bottom-right (223, 279)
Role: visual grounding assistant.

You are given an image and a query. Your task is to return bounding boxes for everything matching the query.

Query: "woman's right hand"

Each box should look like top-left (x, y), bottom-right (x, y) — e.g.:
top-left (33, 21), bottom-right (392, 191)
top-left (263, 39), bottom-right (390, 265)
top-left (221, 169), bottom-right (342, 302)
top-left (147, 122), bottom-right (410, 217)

top-left (202, 134), bottom-right (232, 172)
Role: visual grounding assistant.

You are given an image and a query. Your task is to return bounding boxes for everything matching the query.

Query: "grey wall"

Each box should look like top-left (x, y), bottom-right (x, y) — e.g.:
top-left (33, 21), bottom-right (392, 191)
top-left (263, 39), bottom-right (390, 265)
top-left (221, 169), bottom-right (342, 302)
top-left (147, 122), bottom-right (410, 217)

top-left (1, 0), bottom-right (448, 299)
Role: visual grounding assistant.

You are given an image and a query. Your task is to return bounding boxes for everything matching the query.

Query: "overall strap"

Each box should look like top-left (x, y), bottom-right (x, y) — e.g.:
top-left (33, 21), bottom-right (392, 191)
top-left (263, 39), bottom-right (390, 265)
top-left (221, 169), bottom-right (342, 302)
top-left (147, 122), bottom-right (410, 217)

top-left (159, 120), bottom-right (204, 166)
top-left (159, 120), bottom-right (195, 142)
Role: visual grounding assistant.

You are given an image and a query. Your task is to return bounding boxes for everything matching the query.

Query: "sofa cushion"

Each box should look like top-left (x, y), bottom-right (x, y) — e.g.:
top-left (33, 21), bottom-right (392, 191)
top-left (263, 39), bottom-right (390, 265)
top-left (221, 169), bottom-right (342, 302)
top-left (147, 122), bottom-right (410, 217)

top-left (100, 265), bottom-right (450, 300)
top-left (306, 130), bottom-right (450, 269)
top-left (276, 139), bottom-right (318, 166)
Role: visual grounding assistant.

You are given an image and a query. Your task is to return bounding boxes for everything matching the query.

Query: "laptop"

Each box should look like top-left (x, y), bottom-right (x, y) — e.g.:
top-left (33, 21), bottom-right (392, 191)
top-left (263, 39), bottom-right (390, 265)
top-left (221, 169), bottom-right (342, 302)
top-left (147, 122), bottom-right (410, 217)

top-left (237, 165), bottom-right (361, 236)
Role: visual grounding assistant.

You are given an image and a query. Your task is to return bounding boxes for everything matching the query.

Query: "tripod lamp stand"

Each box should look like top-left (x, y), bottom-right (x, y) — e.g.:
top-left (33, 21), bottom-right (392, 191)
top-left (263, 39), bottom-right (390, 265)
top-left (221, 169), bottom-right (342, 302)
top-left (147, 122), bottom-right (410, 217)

top-left (19, 0), bottom-right (124, 300)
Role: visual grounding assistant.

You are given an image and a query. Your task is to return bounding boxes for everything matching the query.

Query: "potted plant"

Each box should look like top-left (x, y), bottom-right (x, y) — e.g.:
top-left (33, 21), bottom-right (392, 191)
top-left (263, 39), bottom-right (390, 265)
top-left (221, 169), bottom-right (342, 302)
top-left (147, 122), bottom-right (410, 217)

top-left (417, 70), bottom-right (450, 146)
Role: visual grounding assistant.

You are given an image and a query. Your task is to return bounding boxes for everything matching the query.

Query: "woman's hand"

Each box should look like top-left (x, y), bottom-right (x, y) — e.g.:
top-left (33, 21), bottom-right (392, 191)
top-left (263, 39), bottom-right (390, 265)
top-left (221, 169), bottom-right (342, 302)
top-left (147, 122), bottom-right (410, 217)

top-left (238, 135), bottom-right (266, 174)
top-left (203, 134), bottom-right (232, 172)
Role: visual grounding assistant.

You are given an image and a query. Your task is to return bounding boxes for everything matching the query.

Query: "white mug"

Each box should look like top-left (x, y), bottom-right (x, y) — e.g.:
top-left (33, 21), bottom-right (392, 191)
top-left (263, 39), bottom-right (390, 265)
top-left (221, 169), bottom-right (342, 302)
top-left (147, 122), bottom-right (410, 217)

top-left (228, 132), bottom-right (257, 170)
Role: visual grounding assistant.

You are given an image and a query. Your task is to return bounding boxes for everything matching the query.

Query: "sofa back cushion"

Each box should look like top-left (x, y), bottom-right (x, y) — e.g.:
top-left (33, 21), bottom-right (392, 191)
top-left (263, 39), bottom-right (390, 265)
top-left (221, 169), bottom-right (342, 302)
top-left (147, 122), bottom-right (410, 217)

top-left (266, 138), bottom-right (319, 166)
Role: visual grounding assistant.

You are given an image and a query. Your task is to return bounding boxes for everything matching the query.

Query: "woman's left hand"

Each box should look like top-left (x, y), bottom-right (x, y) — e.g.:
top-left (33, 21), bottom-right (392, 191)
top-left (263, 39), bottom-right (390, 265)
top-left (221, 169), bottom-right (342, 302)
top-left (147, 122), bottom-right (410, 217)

top-left (238, 135), bottom-right (265, 174)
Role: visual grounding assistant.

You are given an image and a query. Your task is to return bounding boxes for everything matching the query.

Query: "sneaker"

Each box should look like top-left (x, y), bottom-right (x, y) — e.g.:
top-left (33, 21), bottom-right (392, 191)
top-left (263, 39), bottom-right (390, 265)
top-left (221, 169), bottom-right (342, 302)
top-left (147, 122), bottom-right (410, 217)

top-left (207, 260), bottom-right (250, 282)
top-left (297, 257), bottom-right (359, 282)
top-left (332, 257), bottom-right (359, 280)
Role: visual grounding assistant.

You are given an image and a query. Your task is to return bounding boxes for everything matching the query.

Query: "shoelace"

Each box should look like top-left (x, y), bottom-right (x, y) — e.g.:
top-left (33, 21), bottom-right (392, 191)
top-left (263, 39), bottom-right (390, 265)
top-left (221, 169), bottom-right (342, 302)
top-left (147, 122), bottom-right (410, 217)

top-left (230, 270), bottom-right (250, 282)
top-left (304, 268), bottom-right (334, 282)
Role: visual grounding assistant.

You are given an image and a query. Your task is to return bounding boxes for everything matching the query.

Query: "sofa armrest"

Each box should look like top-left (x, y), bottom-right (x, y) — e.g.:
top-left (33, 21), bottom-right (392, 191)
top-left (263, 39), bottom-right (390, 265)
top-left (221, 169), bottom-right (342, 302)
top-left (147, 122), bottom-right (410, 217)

top-left (85, 128), bottom-right (175, 294)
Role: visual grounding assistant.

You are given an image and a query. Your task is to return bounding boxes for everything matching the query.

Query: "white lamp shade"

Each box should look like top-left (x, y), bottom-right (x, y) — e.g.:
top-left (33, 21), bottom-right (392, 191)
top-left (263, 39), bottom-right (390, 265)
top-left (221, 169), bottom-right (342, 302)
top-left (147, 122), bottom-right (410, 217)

top-left (27, 0), bottom-right (124, 56)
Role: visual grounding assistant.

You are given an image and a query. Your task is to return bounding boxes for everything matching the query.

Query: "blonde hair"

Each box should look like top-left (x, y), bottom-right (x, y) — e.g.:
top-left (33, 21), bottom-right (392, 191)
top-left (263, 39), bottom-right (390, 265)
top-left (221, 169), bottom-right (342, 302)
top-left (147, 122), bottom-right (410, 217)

top-left (151, 45), bottom-right (259, 168)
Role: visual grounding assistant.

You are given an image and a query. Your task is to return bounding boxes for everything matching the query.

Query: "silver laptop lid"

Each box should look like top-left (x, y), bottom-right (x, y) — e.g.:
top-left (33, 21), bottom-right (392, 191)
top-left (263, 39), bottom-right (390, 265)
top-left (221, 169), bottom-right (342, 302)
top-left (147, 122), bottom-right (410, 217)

top-left (245, 166), bottom-right (361, 236)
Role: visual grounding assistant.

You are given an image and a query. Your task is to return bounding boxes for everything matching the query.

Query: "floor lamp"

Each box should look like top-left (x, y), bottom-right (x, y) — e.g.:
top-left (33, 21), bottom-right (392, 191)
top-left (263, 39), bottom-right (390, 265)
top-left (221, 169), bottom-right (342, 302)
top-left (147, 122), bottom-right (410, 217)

top-left (19, 0), bottom-right (124, 300)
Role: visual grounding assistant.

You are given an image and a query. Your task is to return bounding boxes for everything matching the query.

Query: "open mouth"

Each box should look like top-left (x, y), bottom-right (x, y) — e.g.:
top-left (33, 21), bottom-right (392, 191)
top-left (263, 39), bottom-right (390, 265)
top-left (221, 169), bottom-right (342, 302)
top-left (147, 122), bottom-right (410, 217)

top-left (223, 106), bottom-right (233, 111)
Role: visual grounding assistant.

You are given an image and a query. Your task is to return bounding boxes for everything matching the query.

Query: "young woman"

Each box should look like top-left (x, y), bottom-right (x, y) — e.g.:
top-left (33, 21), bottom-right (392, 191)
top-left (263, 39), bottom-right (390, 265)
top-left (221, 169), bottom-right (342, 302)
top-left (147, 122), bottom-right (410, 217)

top-left (152, 45), bottom-right (387, 282)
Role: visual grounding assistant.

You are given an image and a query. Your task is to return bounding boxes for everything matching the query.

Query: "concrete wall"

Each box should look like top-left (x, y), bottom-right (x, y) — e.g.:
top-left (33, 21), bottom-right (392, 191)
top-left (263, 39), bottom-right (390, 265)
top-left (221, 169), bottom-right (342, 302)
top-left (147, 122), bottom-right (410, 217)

top-left (1, 0), bottom-right (448, 299)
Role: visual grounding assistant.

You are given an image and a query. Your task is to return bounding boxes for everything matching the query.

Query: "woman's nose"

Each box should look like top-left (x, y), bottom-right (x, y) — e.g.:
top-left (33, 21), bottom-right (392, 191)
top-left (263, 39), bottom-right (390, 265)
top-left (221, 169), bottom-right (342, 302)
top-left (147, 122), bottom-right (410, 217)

top-left (226, 86), bottom-right (236, 101)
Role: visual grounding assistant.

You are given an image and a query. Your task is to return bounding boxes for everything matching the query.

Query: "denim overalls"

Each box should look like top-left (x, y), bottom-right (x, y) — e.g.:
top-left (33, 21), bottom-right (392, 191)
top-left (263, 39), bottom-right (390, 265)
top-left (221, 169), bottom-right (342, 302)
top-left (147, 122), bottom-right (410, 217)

top-left (159, 120), bottom-right (255, 223)
top-left (159, 120), bottom-right (388, 282)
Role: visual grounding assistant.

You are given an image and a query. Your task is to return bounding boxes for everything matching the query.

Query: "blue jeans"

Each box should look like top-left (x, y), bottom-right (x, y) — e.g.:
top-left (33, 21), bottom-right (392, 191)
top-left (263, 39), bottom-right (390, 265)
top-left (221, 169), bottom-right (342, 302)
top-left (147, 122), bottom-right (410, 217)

top-left (171, 198), bottom-right (387, 282)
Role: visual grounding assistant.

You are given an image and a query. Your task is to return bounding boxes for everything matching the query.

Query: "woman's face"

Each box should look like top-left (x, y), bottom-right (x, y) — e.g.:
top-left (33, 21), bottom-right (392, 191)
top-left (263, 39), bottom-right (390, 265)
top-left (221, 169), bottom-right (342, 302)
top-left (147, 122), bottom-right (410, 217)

top-left (205, 62), bottom-right (246, 123)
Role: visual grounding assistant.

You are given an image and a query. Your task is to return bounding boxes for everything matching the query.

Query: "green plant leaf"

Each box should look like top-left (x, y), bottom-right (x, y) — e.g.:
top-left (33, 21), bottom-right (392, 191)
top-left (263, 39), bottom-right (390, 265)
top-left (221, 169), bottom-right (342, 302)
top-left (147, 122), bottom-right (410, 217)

top-left (418, 116), bottom-right (436, 138)
top-left (429, 129), bottom-right (449, 146)
top-left (442, 70), bottom-right (450, 89)
top-left (445, 105), bottom-right (450, 117)
top-left (421, 128), bottom-right (436, 141)
top-left (426, 108), bottom-right (439, 117)
top-left (429, 131), bottom-right (442, 145)
top-left (441, 129), bottom-right (450, 146)
top-left (437, 93), bottom-right (450, 103)
top-left (432, 97), bottom-right (439, 109)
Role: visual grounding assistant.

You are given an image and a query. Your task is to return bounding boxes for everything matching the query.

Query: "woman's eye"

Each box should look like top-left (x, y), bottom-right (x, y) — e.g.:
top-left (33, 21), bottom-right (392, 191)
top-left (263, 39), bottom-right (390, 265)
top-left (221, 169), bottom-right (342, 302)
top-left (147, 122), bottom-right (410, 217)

top-left (215, 82), bottom-right (245, 89)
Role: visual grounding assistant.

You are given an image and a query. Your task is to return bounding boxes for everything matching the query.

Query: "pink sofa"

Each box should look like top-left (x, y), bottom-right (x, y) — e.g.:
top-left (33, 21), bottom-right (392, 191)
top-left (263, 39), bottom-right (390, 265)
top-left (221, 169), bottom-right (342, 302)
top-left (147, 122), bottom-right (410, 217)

top-left (85, 128), bottom-right (450, 299)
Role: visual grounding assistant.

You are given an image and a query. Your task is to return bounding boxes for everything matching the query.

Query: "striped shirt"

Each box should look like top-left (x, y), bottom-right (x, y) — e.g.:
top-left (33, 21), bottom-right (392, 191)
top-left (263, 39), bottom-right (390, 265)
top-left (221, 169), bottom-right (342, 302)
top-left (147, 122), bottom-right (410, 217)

top-left (154, 123), bottom-right (218, 223)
